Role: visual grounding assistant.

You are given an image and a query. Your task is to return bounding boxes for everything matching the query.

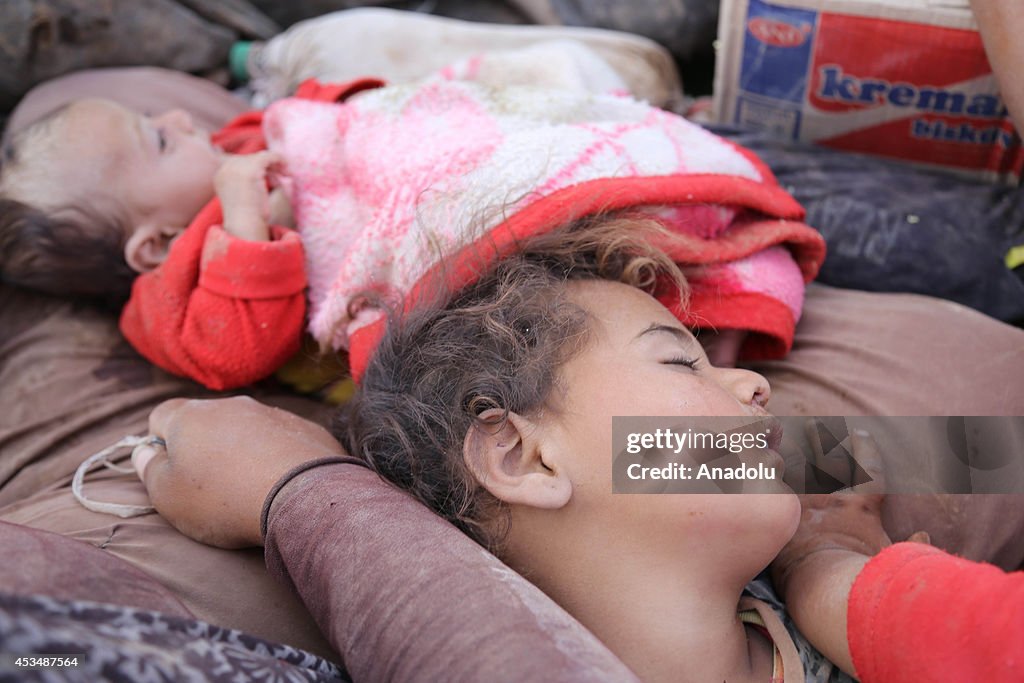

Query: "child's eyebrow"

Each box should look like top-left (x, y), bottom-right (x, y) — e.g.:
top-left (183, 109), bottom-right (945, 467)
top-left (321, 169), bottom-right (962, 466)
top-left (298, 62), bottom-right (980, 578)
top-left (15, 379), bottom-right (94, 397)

top-left (632, 323), bottom-right (693, 345)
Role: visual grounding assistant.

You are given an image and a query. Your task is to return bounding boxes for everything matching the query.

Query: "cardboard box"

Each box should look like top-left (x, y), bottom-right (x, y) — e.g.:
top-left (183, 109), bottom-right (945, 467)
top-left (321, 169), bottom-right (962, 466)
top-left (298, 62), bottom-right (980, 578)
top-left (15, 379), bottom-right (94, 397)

top-left (713, 0), bottom-right (1023, 182)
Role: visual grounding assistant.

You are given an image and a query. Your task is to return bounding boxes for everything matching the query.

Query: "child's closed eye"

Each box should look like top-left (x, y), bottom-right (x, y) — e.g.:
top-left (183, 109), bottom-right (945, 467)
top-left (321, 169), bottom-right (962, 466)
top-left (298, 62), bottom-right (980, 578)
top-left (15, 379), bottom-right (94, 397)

top-left (663, 356), bottom-right (701, 370)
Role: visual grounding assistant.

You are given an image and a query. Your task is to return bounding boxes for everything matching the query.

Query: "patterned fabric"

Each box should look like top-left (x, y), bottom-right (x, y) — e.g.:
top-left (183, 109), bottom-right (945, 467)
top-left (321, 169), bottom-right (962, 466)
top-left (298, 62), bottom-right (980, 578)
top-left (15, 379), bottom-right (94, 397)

top-left (0, 592), bottom-right (347, 682)
top-left (745, 574), bottom-right (856, 683)
top-left (264, 76), bottom-right (826, 379)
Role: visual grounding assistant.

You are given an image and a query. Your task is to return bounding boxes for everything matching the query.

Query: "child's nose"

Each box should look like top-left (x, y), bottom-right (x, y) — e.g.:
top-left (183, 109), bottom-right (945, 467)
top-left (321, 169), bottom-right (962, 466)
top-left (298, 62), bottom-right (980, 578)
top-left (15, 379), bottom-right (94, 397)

top-left (714, 367), bottom-right (772, 411)
top-left (158, 109), bottom-right (194, 134)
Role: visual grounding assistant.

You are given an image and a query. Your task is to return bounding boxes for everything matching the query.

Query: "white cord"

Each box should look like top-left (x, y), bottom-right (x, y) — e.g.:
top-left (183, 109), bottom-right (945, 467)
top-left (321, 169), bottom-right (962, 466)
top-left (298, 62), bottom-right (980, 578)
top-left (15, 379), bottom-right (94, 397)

top-left (71, 435), bottom-right (159, 518)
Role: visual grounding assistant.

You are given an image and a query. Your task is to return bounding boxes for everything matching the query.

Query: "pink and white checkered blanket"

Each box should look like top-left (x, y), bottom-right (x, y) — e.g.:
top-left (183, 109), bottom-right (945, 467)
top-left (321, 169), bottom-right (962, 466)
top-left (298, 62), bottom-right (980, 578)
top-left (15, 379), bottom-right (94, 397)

top-left (264, 76), bottom-right (825, 378)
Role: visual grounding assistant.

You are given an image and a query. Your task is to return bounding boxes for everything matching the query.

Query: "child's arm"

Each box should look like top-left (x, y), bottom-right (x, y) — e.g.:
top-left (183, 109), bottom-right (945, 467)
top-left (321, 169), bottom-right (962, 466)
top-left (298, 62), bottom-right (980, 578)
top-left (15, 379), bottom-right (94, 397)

top-left (772, 430), bottom-right (1024, 682)
top-left (120, 153), bottom-right (306, 390)
top-left (770, 499), bottom-right (885, 678)
top-left (776, 521), bottom-right (1024, 682)
top-left (770, 430), bottom-right (891, 678)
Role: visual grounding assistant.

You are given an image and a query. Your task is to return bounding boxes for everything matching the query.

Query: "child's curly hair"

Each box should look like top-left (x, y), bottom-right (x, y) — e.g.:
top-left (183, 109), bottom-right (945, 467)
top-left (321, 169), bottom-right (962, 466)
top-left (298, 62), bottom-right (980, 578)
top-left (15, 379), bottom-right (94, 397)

top-left (334, 214), bottom-right (688, 552)
top-left (0, 111), bottom-right (134, 308)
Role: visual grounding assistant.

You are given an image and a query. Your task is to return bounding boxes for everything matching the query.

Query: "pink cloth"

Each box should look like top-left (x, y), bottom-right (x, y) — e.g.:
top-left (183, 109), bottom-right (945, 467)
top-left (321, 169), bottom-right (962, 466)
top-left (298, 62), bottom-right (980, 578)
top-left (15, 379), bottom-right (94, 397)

top-left (264, 77), bottom-right (825, 379)
top-left (121, 76), bottom-right (824, 389)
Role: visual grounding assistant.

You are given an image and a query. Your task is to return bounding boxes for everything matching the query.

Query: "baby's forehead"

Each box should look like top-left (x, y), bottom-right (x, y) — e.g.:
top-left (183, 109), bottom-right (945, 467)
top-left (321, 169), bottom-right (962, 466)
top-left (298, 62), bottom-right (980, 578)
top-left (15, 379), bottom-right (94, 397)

top-left (50, 100), bottom-right (138, 171)
top-left (61, 99), bottom-right (133, 137)
top-left (4, 99), bottom-right (129, 207)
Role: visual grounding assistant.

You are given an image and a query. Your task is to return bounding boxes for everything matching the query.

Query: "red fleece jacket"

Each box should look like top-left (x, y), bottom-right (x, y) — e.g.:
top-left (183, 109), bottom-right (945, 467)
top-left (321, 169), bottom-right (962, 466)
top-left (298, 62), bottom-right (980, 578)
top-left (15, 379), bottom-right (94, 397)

top-left (848, 542), bottom-right (1024, 682)
top-left (119, 80), bottom-right (381, 390)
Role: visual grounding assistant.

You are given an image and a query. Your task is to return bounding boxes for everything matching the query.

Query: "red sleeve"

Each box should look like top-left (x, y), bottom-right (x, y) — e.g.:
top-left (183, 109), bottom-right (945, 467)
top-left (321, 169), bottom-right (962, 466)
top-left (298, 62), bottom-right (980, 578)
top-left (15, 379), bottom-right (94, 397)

top-left (848, 542), bottom-right (1024, 683)
top-left (211, 110), bottom-right (267, 154)
top-left (119, 202), bottom-right (307, 391)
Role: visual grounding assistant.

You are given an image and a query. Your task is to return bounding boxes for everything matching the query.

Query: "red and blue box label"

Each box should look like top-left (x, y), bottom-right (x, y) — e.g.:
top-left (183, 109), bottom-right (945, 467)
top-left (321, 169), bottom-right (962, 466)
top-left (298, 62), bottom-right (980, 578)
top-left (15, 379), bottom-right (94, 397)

top-left (714, 0), bottom-right (1023, 182)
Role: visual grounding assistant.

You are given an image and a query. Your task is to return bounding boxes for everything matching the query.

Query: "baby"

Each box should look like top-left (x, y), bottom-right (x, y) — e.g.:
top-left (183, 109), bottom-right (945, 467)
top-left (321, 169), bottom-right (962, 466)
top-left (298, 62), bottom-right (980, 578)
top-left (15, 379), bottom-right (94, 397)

top-left (0, 75), bottom-right (826, 390)
top-left (0, 97), bottom-right (303, 301)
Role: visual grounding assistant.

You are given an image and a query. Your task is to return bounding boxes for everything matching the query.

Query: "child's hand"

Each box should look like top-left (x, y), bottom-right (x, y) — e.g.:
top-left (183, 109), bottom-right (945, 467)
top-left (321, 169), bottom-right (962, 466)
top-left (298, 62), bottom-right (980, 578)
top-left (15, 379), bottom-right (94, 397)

top-left (214, 151), bottom-right (284, 241)
top-left (769, 429), bottom-right (929, 677)
top-left (772, 429), bottom-right (892, 596)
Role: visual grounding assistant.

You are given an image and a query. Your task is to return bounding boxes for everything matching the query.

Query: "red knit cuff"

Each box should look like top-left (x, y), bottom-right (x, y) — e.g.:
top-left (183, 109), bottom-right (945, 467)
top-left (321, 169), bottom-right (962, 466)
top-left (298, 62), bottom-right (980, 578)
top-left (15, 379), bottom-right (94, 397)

top-left (199, 225), bottom-right (307, 299)
top-left (847, 543), bottom-right (945, 683)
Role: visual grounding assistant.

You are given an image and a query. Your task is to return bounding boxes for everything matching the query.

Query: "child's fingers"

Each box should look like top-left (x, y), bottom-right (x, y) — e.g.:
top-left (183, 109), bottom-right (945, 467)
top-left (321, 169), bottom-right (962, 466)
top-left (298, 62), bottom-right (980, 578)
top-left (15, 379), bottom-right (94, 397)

top-left (907, 530), bottom-right (932, 544)
top-left (253, 152), bottom-right (287, 189)
top-left (253, 150), bottom-right (284, 170)
top-left (220, 151), bottom-right (283, 176)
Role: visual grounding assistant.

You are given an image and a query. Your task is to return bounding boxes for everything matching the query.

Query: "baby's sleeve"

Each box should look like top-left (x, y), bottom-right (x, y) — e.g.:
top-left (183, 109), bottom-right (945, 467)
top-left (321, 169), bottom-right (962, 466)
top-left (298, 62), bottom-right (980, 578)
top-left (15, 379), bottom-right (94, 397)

top-left (120, 223), bottom-right (306, 390)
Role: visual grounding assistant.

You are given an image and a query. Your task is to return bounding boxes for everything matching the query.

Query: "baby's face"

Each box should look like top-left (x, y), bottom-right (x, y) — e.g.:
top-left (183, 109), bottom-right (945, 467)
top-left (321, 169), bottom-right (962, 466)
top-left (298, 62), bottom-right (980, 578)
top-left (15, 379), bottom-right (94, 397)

top-left (37, 98), bottom-right (223, 235)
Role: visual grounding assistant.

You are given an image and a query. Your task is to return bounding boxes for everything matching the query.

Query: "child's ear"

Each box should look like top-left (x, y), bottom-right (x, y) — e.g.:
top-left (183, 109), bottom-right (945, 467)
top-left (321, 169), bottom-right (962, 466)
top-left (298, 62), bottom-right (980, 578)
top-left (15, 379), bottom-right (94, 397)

top-left (463, 408), bottom-right (572, 509)
top-left (124, 223), bottom-right (183, 273)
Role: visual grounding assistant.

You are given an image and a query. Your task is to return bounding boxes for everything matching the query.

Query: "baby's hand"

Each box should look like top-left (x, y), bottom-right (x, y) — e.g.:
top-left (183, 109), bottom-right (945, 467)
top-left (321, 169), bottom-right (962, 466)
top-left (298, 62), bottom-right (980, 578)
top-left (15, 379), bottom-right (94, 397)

top-left (214, 151), bottom-right (284, 241)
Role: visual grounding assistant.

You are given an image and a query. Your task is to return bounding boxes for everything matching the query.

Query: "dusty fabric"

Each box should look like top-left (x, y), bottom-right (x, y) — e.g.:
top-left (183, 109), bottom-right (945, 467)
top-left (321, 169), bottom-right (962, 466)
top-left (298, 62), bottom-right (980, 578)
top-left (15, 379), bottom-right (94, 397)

top-left (719, 125), bottom-right (1024, 325)
top-left (0, 520), bottom-right (189, 616)
top-left (249, 1), bottom-right (533, 29)
top-left (248, 7), bottom-right (682, 109)
top-left (0, 285), bottom-right (338, 660)
top-left (264, 461), bottom-right (641, 682)
top-left (513, 0), bottom-right (720, 61)
top-left (0, 591), bottom-right (345, 683)
top-left (751, 284), bottom-right (1024, 417)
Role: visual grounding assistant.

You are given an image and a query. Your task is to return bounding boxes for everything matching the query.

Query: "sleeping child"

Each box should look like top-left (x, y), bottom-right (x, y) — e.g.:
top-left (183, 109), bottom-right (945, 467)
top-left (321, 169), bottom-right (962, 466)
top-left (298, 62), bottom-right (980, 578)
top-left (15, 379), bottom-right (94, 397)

top-left (0, 62), bottom-right (825, 390)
